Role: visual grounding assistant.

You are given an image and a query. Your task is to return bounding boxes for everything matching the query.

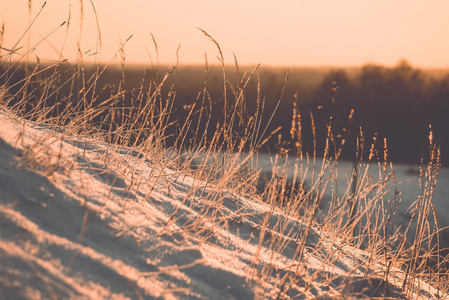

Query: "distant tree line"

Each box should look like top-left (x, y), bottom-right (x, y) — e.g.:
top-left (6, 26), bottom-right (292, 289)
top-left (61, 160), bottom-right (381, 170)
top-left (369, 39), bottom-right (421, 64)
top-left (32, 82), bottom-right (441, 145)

top-left (170, 60), bottom-right (449, 165)
top-left (2, 60), bottom-right (448, 165)
top-left (289, 60), bottom-right (449, 165)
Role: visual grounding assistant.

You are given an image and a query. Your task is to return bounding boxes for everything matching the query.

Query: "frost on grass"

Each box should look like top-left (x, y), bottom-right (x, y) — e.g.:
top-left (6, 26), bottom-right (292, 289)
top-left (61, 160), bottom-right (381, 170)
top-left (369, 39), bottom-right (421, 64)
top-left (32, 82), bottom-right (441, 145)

top-left (0, 108), bottom-right (446, 299)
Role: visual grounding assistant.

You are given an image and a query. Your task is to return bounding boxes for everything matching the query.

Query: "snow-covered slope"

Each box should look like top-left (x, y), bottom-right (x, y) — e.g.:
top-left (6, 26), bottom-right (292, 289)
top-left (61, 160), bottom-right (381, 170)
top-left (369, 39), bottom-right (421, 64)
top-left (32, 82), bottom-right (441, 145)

top-left (0, 109), bottom-right (446, 299)
top-left (254, 153), bottom-right (449, 255)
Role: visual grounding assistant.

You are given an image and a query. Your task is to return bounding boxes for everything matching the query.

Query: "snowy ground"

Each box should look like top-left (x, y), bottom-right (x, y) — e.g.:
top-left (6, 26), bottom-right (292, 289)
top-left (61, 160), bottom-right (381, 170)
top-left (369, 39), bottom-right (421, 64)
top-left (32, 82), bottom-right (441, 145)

top-left (253, 153), bottom-right (449, 253)
top-left (0, 108), bottom-right (447, 299)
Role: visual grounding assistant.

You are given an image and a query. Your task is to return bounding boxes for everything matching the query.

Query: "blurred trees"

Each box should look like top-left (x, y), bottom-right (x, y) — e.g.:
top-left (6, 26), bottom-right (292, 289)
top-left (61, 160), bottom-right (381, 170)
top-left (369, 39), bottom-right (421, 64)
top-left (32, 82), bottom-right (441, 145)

top-left (2, 61), bottom-right (448, 165)
top-left (295, 60), bottom-right (448, 165)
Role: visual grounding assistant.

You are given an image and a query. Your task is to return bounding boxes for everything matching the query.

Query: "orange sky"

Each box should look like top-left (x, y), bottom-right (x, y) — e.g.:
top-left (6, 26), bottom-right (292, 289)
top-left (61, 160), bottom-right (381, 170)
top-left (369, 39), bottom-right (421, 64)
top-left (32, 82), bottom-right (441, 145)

top-left (1, 1), bottom-right (449, 68)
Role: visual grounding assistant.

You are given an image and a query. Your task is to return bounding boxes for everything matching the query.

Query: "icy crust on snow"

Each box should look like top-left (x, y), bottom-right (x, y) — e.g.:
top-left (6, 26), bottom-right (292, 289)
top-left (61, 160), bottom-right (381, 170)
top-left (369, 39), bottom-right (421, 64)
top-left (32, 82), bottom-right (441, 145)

top-left (0, 108), bottom-right (446, 299)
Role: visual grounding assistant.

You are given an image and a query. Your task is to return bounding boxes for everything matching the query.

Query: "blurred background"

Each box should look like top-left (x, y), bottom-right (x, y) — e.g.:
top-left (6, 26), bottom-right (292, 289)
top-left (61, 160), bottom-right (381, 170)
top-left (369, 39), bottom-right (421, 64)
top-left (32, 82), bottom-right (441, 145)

top-left (1, 1), bottom-right (449, 164)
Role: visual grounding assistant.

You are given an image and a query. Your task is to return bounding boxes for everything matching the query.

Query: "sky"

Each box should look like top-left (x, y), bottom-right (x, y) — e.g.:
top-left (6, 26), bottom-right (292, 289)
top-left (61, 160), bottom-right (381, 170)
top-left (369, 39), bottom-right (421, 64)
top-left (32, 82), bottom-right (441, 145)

top-left (1, 0), bottom-right (449, 68)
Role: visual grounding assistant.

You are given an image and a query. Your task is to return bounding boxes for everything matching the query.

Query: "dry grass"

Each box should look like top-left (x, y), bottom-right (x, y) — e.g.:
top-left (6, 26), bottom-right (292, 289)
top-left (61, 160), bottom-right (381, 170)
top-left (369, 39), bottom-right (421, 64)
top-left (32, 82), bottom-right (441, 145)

top-left (1, 3), bottom-right (448, 299)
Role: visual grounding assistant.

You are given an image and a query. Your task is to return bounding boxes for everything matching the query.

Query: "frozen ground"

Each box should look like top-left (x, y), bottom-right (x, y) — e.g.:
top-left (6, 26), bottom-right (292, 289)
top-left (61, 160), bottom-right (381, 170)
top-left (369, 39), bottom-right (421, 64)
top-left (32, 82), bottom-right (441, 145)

top-left (0, 108), bottom-right (447, 299)
top-left (253, 153), bottom-right (449, 253)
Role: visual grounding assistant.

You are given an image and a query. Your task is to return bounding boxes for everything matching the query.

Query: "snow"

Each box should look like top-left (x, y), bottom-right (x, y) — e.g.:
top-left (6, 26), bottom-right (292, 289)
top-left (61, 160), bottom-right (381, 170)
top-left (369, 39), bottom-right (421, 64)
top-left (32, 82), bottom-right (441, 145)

top-left (253, 154), bottom-right (449, 249)
top-left (0, 108), bottom-right (447, 299)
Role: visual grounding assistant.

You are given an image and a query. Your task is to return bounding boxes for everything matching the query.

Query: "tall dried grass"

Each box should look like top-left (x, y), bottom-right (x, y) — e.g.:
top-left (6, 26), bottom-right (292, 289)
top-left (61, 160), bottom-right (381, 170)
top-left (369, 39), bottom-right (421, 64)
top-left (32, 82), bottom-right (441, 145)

top-left (0, 2), bottom-right (447, 299)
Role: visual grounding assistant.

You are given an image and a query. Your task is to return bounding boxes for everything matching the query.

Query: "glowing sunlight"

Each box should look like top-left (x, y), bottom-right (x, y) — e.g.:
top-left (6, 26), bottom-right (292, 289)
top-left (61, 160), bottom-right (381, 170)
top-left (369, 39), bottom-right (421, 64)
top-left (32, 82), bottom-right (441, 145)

top-left (1, 1), bottom-right (449, 67)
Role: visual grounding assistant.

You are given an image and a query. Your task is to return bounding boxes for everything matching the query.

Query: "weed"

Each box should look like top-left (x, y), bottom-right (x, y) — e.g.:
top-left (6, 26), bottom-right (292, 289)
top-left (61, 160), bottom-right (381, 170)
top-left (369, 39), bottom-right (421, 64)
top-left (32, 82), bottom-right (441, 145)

top-left (1, 3), bottom-right (447, 299)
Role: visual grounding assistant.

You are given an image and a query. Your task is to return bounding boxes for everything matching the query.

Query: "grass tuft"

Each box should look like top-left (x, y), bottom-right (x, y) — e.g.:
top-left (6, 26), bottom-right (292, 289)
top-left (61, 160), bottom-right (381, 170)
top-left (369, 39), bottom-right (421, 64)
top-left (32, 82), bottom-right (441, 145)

top-left (1, 3), bottom-right (448, 299)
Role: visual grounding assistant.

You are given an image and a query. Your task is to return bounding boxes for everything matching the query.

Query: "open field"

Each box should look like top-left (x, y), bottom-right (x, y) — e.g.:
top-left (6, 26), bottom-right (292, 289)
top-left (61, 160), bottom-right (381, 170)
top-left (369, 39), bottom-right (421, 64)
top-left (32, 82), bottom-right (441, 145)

top-left (0, 105), bottom-right (448, 299)
top-left (1, 3), bottom-right (449, 299)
